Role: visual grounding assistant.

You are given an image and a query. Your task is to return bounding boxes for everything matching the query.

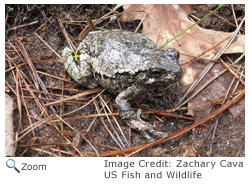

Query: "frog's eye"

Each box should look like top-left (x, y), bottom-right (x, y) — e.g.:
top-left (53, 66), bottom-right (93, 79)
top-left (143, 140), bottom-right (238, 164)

top-left (166, 48), bottom-right (180, 60)
top-left (151, 68), bottom-right (162, 76)
top-left (173, 51), bottom-right (180, 60)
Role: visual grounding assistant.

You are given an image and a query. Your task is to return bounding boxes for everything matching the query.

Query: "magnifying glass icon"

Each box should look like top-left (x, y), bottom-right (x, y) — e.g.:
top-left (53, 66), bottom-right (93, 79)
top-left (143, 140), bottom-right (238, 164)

top-left (6, 159), bottom-right (20, 173)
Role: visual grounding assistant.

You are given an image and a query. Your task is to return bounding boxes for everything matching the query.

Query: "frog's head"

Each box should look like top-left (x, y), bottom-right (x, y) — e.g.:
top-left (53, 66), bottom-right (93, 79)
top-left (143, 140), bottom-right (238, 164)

top-left (144, 48), bottom-right (182, 87)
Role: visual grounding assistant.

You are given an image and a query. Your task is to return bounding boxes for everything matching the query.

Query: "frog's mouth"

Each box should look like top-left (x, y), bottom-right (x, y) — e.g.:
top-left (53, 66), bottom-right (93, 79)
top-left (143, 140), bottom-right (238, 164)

top-left (145, 73), bottom-right (179, 86)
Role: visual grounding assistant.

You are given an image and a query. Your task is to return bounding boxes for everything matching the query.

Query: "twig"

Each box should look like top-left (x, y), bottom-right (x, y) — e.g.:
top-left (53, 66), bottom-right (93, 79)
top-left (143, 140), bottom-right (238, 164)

top-left (175, 16), bottom-right (245, 109)
top-left (34, 32), bottom-right (62, 59)
top-left (58, 18), bottom-right (76, 51)
top-left (7, 20), bottom-right (38, 31)
top-left (124, 88), bottom-right (244, 157)
top-left (93, 96), bottom-right (124, 150)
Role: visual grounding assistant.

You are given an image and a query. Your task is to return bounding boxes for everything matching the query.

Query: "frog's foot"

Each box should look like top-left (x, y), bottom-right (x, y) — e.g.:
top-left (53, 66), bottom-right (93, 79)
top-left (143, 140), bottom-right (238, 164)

top-left (126, 109), bottom-right (168, 141)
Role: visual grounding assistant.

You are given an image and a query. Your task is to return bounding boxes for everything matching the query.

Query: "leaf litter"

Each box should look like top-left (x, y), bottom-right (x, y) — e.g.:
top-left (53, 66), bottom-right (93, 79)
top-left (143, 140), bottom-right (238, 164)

top-left (122, 4), bottom-right (245, 123)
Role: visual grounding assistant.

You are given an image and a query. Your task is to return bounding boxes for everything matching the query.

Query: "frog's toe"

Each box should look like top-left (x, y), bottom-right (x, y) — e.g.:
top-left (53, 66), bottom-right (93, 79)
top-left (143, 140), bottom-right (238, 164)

top-left (162, 132), bottom-right (168, 138)
top-left (147, 138), bottom-right (155, 143)
top-left (148, 130), bottom-right (164, 136)
top-left (140, 130), bottom-right (154, 142)
top-left (147, 129), bottom-right (168, 139)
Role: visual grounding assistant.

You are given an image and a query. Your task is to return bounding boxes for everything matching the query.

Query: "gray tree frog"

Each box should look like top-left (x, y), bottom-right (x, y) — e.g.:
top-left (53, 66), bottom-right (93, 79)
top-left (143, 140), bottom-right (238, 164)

top-left (62, 29), bottom-right (182, 141)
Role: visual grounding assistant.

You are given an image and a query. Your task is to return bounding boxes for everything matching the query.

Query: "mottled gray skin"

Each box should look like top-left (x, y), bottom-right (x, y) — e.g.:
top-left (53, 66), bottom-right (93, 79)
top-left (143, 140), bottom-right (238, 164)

top-left (63, 29), bottom-right (182, 141)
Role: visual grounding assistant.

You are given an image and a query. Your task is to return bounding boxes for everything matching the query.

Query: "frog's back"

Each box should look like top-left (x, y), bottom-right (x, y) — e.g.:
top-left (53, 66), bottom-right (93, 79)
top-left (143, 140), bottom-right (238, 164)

top-left (82, 30), bottom-right (159, 93)
top-left (85, 29), bottom-right (158, 51)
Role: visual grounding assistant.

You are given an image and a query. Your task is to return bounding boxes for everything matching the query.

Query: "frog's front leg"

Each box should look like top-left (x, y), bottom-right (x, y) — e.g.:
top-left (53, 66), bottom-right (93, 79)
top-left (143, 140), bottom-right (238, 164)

top-left (115, 85), bottom-right (165, 141)
top-left (62, 47), bottom-right (98, 88)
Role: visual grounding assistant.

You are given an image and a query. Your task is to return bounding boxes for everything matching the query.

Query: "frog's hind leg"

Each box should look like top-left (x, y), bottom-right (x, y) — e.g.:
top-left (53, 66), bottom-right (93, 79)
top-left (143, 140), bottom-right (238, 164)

top-left (62, 47), bottom-right (98, 88)
top-left (115, 85), bottom-right (166, 141)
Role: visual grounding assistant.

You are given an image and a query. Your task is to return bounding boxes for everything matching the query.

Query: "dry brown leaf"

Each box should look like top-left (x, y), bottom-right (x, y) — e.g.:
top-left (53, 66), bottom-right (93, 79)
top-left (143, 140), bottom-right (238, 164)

top-left (122, 4), bottom-right (245, 61)
top-left (122, 4), bottom-right (245, 122)
top-left (184, 61), bottom-right (244, 122)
